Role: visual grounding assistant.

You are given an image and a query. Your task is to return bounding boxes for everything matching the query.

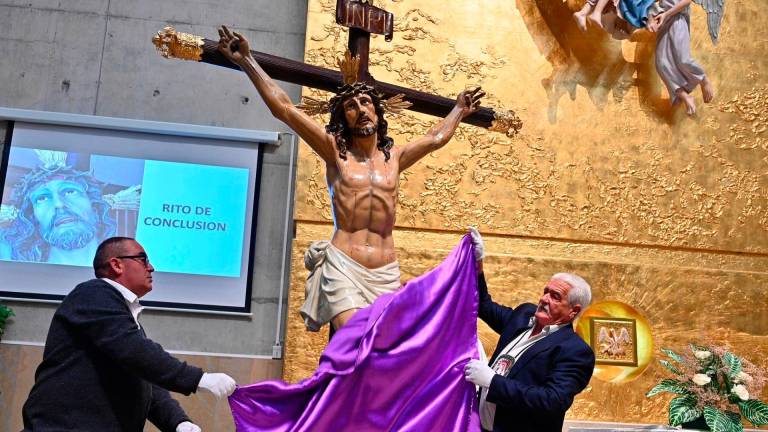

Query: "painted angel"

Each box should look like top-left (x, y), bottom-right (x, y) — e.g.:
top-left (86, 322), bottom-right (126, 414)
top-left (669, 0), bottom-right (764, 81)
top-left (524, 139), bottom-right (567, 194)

top-left (575, 0), bottom-right (722, 115)
top-left (647, 0), bottom-right (721, 115)
top-left (573, 0), bottom-right (652, 39)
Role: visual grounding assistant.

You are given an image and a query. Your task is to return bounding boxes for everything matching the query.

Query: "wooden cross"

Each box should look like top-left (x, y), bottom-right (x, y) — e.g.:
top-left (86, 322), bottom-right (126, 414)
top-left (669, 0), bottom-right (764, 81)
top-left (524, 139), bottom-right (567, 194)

top-left (335, 0), bottom-right (393, 84)
top-left (152, 0), bottom-right (521, 135)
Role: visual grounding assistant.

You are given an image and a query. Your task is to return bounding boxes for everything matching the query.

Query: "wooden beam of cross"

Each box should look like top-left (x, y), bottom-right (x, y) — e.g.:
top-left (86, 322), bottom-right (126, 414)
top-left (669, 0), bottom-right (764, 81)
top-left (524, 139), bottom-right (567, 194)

top-left (152, 0), bottom-right (522, 136)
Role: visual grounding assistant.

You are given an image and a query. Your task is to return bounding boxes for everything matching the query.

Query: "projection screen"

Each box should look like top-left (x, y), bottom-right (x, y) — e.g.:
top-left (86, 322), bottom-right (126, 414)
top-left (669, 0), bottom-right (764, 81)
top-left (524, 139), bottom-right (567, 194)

top-left (0, 114), bottom-right (273, 314)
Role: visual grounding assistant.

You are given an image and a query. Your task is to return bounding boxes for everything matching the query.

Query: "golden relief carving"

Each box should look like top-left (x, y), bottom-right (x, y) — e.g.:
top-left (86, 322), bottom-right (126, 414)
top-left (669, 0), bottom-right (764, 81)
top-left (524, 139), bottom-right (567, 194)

top-left (151, 27), bottom-right (203, 61)
top-left (369, 46), bottom-right (417, 72)
top-left (316, 0), bottom-right (338, 14)
top-left (285, 0), bottom-right (768, 425)
top-left (490, 110), bottom-right (524, 138)
top-left (393, 9), bottom-right (443, 42)
top-left (717, 87), bottom-right (768, 152)
top-left (439, 44), bottom-right (507, 83)
top-left (592, 318), bottom-right (637, 366)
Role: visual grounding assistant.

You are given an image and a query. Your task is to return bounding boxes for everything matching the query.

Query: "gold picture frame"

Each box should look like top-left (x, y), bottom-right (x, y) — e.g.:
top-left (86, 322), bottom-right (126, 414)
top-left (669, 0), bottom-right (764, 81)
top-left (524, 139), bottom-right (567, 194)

top-left (589, 317), bottom-right (638, 367)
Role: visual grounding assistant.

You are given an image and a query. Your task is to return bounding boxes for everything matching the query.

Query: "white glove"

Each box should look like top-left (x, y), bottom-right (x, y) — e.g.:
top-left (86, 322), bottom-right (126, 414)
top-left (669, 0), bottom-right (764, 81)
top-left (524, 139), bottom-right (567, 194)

top-left (176, 421), bottom-right (201, 432)
top-left (197, 372), bottom-right (236, 399)
top-left (464, 359), bottom-right (496, 388)
top-left (468, 226), bottom-right (485, 261)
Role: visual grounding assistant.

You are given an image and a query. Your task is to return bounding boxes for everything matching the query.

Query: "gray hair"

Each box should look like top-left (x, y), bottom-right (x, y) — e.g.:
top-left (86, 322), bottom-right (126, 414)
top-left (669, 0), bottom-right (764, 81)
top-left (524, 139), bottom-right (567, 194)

top-left (552, 272), bottom-right (592, 311)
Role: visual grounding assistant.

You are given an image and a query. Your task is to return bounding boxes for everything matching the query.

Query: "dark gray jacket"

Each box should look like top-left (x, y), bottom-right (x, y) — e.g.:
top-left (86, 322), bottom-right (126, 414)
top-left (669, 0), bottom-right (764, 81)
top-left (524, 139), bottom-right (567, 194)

top-left (22, 279), bottom-right (204, 432)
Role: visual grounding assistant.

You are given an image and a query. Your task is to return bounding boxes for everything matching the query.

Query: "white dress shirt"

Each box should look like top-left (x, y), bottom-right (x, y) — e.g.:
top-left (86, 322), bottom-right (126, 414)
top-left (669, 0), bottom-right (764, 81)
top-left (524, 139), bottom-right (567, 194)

top-left (480, 317), bottom-right (566, 430)
top-left (100, 278), bottom-right (144, 329)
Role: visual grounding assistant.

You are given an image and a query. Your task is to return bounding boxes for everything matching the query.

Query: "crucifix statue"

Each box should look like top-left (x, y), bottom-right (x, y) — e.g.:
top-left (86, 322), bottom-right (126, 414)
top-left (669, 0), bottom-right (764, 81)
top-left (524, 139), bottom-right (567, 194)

top-left (151, 1), bottom-right (521, 134)
top-left (153, 0), bottom-right (521, 333)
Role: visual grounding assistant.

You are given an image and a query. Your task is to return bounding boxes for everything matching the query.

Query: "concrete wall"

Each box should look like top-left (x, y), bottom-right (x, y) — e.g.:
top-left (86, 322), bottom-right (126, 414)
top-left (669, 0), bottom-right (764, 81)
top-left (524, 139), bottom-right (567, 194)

top-left (0, 0), bottom-right (308, 429)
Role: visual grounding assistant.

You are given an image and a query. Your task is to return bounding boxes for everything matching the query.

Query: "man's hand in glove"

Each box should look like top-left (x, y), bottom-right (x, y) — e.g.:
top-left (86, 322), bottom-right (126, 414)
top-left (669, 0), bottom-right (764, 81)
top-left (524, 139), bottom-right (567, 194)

top-left (176, 421), bottom-right (201, 432)
top-left (468, 226), bottom-right (485, 262)
top-left (464, 359), bottom-right (496, 388)
top-left (197, 372), bottom-right (236, 399)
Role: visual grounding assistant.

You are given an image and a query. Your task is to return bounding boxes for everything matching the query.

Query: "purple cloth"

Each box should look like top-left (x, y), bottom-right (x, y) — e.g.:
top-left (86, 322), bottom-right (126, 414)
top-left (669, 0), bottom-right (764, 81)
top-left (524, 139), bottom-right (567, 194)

top-left (229, 235), bottom-right (481, 431)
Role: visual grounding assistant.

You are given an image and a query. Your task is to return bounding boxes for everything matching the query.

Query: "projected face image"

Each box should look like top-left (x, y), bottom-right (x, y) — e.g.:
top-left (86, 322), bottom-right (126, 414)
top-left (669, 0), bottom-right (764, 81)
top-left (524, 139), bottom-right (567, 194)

top-left (30, 179), bottom-right (99, 251)
top-left (1, 164), bottom-right (116, 265)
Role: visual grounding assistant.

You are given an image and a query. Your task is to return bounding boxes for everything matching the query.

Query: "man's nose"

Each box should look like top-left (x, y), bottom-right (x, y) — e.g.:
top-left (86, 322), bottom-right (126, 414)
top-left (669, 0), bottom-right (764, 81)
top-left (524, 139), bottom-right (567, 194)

top-left (147, 263), bottom-right (155, 273)
top-left (51, 193), bottom-right (66, 208)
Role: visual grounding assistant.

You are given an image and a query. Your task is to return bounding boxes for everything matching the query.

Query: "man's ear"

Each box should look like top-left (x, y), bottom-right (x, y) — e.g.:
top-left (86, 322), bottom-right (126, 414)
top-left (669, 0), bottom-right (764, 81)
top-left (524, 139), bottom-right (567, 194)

top-left (569, 304), bottom-right (582, 320)
top-left (107, 258), bottom-right (123, 277)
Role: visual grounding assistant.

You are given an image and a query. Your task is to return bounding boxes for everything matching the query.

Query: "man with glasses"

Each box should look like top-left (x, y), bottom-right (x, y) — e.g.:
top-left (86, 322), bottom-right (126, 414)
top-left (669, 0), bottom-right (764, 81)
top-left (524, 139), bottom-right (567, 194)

top-left (22, 236), bottom-right (236, 432)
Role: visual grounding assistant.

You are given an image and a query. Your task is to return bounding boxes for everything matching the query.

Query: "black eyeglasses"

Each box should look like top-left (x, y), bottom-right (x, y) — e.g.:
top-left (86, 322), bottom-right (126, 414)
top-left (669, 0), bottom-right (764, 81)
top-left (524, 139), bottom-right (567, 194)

top-left (115, 253), bottom-right (150, 267)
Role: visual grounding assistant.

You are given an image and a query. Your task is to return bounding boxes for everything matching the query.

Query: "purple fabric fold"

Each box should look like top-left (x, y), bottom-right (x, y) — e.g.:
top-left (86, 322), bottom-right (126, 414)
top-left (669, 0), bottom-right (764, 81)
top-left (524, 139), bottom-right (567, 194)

top-left (229, 235), bottom-right (481, 432)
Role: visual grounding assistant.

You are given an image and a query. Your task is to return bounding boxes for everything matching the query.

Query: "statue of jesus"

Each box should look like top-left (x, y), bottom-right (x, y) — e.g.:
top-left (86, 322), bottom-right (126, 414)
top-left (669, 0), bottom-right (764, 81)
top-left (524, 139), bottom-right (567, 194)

top-left (217, 25), bottom-right (484, 331)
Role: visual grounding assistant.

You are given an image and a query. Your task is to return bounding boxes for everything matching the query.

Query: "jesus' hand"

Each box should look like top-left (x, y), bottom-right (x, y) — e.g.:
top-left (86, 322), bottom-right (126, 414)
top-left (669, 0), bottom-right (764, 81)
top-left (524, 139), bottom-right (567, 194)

top-left (217, 25), bottom-right (252, 65)
top-left (456, 87), bottom-right (485, 118)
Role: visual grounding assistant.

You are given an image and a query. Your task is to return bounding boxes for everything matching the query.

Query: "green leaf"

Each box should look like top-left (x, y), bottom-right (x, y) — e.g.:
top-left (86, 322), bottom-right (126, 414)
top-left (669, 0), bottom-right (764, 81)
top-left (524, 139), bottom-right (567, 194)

top-left (0, 304), bottom-right (13, 320)
top-left (738, 400), bottom-right (768, 426)
top-left (725, 411), bottom-right (741, 425)
top-left (660, 359), bottom-right (684, 375)
top-left (0, 303), bottom-right (13, 337)
top-left (704, 406), bottom-right (743, 432)
top-left (646, 379), bottom-right (691, 397)
top-left (722, 352), bottom-right (742, 378)
top-left (668, 395), bottom-right (701, 426)
top-left (662, 348), bottom-right (684, 363)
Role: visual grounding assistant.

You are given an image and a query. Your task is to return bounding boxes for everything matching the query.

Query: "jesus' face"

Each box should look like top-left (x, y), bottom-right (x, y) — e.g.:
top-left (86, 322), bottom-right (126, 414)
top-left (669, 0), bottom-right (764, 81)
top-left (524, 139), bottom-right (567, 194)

top-left (29, 178), bottom-right (99, 251)
top-left (342, 93), bottom-right (378, 137)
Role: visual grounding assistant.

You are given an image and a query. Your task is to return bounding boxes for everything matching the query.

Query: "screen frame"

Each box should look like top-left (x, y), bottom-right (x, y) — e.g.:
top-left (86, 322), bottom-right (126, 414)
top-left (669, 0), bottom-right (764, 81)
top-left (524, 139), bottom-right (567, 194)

top-left (0, 108), bottom-right (281, 315)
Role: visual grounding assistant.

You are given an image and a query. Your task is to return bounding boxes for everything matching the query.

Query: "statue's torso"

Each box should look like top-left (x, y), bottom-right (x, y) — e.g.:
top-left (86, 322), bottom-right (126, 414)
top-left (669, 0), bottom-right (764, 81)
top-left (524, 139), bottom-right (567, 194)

top-left (327, 146), bottom-right (399, 269)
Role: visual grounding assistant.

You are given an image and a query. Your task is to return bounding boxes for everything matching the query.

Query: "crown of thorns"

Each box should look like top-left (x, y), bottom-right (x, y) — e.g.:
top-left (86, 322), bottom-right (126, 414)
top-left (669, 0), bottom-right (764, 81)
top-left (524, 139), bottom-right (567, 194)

top-left (297, 50), bottom-right (411, 116)
top-left (12, 165), bottom-right (97, 205)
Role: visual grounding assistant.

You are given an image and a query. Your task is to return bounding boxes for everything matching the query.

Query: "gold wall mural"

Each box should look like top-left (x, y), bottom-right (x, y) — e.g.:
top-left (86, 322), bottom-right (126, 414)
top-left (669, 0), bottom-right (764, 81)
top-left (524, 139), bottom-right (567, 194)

top-left (284, 0), bottom-right (768, 426)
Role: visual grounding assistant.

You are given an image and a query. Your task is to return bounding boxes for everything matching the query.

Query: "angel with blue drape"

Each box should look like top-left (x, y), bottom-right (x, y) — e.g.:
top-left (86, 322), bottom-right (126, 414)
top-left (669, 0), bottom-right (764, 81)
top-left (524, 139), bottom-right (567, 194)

top-left (573, 0), bottom-right (724, 115)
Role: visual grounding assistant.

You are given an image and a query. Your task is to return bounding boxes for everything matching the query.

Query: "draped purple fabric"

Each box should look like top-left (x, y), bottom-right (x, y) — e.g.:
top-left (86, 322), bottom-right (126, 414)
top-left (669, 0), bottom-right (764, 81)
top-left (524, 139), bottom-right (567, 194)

top-left (229, 235), bottom-right (481, 431)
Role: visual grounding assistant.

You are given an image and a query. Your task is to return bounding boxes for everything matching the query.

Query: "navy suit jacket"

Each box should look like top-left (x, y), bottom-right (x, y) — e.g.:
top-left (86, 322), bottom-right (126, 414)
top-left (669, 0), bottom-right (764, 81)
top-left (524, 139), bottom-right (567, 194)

top-left (478, 273), bottom-right (595, 432)
top-left (22, 279), bottom-right (203, 432)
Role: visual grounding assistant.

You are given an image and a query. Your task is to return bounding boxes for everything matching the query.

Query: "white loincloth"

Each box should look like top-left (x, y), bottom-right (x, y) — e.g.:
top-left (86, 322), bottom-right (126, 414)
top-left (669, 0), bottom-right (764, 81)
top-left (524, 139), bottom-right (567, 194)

top-left (299, 240), bottom-right (401, 332)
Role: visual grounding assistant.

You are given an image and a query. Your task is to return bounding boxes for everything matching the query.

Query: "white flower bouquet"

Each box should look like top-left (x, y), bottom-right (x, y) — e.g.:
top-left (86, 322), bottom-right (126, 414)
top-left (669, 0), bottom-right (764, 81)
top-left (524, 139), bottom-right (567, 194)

top-left (646, 344), bottom-right (768, 432)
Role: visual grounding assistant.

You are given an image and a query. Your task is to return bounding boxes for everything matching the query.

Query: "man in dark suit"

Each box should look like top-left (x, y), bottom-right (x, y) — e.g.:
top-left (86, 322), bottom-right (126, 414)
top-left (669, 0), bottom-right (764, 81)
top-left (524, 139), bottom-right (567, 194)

top-left (463, 228), bottom-right (595, 432)
top-left (22, 236), bottom-right (237, 432)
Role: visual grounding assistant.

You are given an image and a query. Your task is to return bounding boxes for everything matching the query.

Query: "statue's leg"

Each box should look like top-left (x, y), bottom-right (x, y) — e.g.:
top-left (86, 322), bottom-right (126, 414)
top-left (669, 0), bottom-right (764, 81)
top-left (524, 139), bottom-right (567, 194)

top-left (331, 308), bottom-right (361, 331)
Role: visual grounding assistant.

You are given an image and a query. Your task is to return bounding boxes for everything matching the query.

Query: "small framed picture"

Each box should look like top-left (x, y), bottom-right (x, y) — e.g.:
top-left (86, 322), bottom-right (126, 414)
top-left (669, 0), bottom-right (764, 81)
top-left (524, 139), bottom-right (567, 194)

top-left (590, 317), bottom-right (638, 367)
